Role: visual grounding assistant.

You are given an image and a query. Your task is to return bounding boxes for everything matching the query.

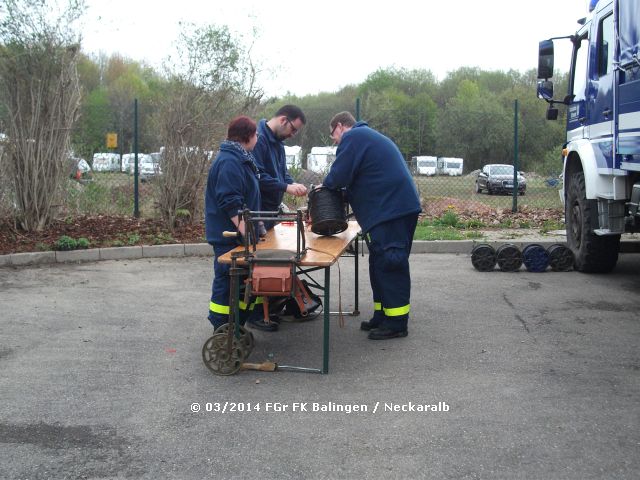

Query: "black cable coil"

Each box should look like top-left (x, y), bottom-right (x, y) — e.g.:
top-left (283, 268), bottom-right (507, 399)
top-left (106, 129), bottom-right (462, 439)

top-left (471, 243), bottom-right (497, 271)
top-left (496, 243), bottom-right (523, 272)
top-left (308, 186), bottom-right (348, 236)
top-left (522, 243), bottom-right (550, 272)
top-left (547, 244), bottom-right (575, 271)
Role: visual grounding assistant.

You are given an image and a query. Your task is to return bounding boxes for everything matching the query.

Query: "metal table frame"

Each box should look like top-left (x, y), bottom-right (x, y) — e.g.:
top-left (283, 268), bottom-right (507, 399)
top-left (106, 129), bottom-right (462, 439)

top-left (224, 225), bottom-right (361, 374)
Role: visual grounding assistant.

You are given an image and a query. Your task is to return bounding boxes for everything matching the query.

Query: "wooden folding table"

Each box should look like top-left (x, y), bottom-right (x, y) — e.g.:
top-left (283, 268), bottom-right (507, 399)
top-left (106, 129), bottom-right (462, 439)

top-left (218, 220), bottom-right (361, 373)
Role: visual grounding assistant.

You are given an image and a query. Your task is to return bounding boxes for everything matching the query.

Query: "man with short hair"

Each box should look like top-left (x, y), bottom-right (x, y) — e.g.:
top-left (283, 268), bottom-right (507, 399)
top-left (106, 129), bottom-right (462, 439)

top-left (254, 104), bottom-right (308, 219)
top-left (324, 111), bottom-right (421, 340)
top-left (247, 104), bottom-right (308, 331)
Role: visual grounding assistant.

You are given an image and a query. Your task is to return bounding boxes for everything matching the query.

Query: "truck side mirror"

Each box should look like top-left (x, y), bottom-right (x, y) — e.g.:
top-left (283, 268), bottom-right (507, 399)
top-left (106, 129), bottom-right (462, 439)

top-left (537, 40), bottom-right (554, 79)
top-left (537, 80), bottom-right (554, 100)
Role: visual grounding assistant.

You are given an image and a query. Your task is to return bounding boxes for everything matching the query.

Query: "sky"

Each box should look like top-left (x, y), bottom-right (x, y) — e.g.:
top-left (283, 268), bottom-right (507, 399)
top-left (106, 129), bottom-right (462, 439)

top-left (79, 0), bottom-right (591, 97)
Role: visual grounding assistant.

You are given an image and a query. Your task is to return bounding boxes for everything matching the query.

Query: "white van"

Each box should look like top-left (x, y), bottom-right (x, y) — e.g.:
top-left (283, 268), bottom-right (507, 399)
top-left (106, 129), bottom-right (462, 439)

top-left (121, 153), bottom-right (138, 173)
top-left (442, 157), bottom-right (464, 176)
top-left (306, 146), bottom-right (337, 173)
top-left (284, 145), bottom-right (302, 169)
top-left (413, 156), bottom-right (438, 176)
top-left (92, 153), bottom-right (120, 172)
top-left (126, 153), bottom-right (157, 178)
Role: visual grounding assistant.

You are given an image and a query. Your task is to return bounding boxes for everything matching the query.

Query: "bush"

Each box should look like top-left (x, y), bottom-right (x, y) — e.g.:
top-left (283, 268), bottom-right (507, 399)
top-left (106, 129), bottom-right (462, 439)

top-left (76, 237), bottom-right (90, 249)
top-left (54, 235), bottom-right (90, 251)
top-left (54, 235), bottom-right (77, 251)
top-left (433, 209), bottom-right (460, 228)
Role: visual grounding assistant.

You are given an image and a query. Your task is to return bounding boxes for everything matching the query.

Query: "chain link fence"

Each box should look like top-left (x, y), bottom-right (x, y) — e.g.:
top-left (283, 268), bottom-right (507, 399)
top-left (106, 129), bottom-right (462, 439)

top-left (407, 158), bottom-right (563, 212)
top-left (1, 101), bottom-right (565, 225)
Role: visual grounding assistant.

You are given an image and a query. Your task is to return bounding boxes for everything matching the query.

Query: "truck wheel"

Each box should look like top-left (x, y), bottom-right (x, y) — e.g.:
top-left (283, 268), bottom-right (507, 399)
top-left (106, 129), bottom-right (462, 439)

top-left (475, 182), bottom-right (482, 194)
top-left (565, 171), bottom-right (620, 272)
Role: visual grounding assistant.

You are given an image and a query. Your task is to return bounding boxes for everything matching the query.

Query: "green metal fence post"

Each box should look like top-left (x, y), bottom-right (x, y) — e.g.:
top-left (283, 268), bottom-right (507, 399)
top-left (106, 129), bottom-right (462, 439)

top-left (512, 99), bottom-right (519, 213)
top-left (133, 98), bottom-right (139, 218)
top-left (356, 97), bottom-right (360, 121)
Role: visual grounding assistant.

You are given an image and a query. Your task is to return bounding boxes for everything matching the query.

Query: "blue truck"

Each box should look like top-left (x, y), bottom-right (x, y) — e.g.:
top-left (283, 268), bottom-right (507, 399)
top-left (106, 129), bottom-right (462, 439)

top-left (537, 0), bottom-right (640, 272)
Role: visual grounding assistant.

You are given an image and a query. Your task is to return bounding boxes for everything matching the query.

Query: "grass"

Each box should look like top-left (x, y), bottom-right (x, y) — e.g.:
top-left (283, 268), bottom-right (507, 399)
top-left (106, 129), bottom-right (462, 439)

top-left (414, 224), bottom-right (466, 241)
top-left (65, 172), bottom-right (157, 217)
top-left (413, 174), bottom-right (563, 209)
top-left (540, 219), bottom-right (565, 233)
top-left (415, 208), bottom-right (491, 240)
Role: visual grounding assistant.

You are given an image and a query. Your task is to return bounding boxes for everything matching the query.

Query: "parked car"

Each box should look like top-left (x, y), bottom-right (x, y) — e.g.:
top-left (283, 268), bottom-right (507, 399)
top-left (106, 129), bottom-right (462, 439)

top-left (475, 164), bottom-right (526, 195)
top-left (138, 154), bottom-right (161, 182)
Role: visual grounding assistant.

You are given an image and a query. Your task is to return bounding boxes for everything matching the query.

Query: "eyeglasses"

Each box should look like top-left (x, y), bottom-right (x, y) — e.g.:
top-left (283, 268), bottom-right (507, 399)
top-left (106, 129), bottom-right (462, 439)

top-left (285, 117), bottom-right (298, 135)
top-left (330, 123), bottom-right (340, 137)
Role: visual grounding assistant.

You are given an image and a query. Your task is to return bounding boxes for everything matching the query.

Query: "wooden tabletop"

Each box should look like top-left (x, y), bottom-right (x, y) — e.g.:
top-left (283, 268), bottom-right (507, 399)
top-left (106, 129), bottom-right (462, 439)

top-left (218, 221), bottom-right (361, 267)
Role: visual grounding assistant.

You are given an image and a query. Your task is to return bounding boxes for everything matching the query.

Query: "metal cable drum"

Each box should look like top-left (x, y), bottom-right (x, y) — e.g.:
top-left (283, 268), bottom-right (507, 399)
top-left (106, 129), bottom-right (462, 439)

top-left (308, 186), bottom-right (347, 236)
top-left (471, 243), bottom-right (497, 271)
top-left (547, 243), bottom-right (574, 271)
top-left (522, 243), bottom-right (550, 272)
top-left (496, 243), bottom-right (523, 272)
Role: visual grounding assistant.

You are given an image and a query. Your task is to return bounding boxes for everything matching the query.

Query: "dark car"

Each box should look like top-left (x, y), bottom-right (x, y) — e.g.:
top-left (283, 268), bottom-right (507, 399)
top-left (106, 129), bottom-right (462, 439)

top-left (475, 164), bottom-right (526, 195)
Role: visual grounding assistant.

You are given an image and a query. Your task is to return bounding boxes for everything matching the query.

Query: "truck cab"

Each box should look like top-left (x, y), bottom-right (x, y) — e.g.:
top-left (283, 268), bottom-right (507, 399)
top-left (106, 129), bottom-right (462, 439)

top-left (537, 0), bottom-right (640, 272)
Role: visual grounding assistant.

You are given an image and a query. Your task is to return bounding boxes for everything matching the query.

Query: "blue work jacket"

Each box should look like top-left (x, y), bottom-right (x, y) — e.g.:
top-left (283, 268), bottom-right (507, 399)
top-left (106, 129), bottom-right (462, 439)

top-left (323, 121), bottom-right (421, 233)
top-left (205, 141), bottom-right (261, 246)
top-left (253, 119), bottom-right (294, 212)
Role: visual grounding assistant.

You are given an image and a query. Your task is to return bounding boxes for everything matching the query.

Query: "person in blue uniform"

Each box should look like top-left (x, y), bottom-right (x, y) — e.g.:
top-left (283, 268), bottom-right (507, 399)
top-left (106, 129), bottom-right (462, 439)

top-left (205, 116), bottom-right (261, 331)
top-left (247, 104), bottom-right (308, 331)
top-left (323, 111), bottom-right (422, 340)
top-left (253, 104), bottom-right (308, 223)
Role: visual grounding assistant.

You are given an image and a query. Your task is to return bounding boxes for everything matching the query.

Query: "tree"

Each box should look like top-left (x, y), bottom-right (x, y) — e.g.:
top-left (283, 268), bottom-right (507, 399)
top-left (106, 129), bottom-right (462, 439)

top-left (153, 24), bottom-right (264, 230)
top-left (358, 68), bottom-right (438, 159)
top-left (0, 0), bottom-right (85, 230)
top-left (72, 87), bottom-right (112, 161)
top-left (104, 55), bottom-right (156, 154)
top-left (437, 80), bottom-right (512, 171)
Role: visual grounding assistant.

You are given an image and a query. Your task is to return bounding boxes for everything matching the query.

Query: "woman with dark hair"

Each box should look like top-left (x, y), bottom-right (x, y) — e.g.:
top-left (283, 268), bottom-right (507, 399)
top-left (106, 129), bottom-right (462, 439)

top-left (204, 115), bottom-right (261, 331)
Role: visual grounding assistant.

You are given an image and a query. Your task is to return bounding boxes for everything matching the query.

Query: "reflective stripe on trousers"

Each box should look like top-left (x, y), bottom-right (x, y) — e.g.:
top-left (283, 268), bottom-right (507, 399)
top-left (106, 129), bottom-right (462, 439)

top-left (366, 213), bottom-right (418, 330)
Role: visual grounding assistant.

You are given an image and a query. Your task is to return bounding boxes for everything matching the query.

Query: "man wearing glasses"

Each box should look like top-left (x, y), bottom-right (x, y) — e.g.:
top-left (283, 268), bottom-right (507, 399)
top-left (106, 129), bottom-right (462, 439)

top-left (247, 104), bottom-right (308, 331)
top-left (254, 104), bottom-right (308, 221)
top-left (324, 111), bottom-right (421, 340)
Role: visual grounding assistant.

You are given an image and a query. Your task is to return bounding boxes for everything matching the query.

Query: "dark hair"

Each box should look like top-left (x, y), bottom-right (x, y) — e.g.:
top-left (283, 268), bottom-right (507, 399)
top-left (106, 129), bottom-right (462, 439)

top-left (330, 111), bottom-right (356, 130)
top-left (275, 104), bottom-right (306, 124)
top-left (227, 116), bottom-right (257, 143)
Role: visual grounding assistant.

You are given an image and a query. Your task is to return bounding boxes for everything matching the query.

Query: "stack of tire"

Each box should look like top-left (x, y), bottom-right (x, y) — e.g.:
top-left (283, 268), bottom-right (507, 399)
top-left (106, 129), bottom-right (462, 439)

top-left (471, 243), bottom-right (574, 272)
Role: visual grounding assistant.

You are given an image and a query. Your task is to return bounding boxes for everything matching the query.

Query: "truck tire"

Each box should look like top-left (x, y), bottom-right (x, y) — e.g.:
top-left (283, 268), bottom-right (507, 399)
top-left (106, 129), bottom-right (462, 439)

top-left (565, 171), bottom-right (620, 272)
top-left (475, 182), bottom-right (482, 194)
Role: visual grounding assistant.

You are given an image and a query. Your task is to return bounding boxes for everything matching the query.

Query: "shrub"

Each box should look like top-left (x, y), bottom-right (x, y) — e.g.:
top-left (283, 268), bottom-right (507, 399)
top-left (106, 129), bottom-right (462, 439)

top-left (54, 235), bottom-right (77, 251)
top-left (76, 237), bottom-right (90, 249)
top-left (54, 235), bottom-right (90, 250)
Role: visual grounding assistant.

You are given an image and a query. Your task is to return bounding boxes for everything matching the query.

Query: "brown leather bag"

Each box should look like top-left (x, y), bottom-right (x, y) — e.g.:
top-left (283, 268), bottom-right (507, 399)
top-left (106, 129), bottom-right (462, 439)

top-left (250, 264), bottom-right (293, 296)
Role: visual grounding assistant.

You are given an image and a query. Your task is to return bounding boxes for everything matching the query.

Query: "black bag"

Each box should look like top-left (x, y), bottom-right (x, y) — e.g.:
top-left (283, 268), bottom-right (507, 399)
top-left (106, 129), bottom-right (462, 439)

top-left (283, 279), bottom-right (322, 319)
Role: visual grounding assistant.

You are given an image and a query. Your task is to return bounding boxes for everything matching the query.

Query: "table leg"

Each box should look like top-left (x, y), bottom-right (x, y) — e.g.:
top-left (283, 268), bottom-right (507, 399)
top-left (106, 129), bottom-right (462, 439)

top-left (354, 235), bottom-right (360, 315)
top-left (323, 266), bottom-right (330, 374)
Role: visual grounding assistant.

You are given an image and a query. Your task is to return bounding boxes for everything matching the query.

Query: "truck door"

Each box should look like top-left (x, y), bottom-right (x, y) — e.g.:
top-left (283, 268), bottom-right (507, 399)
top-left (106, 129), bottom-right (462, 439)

top-left (587, 11), bottom-right (615, 169)
top-left (617, 0), bottom-right (640, 167)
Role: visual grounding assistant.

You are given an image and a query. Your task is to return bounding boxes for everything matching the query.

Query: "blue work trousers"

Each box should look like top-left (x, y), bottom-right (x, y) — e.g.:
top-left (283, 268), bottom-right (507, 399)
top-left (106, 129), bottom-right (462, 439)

top-left (365, 213), bottom-right (419, 332)
top-left (208, 244), bottom-right (257, 330)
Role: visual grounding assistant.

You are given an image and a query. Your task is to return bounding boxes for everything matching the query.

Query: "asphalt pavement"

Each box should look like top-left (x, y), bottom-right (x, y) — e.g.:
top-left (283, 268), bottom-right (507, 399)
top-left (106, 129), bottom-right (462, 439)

top-left (1, 249), bottom-right (639, 479)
